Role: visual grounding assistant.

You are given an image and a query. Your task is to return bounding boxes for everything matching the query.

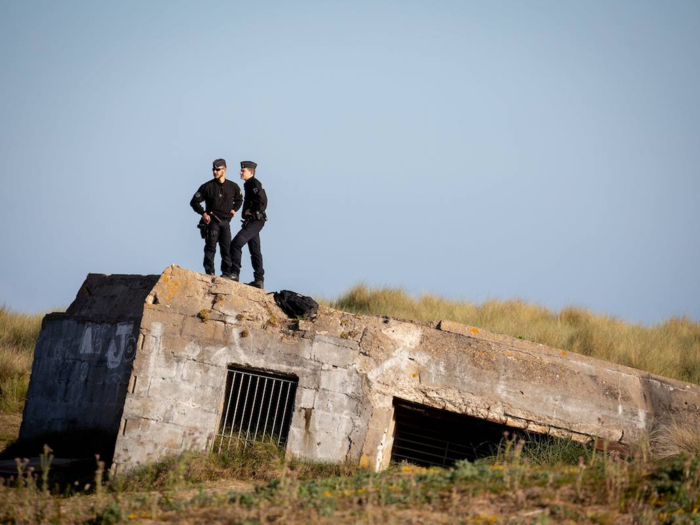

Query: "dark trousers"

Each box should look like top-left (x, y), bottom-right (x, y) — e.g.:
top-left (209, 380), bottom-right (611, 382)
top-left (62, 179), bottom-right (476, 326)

top-left (231, 220), bottom-right (265, 281)
top-left (203, 221), bottom-right (232, 275)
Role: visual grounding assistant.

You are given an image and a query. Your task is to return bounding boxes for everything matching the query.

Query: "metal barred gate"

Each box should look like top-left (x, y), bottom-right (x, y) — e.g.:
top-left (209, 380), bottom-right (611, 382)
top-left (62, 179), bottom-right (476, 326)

top-left (390, 399), bottom-right (513, 467)
top-left (214, 367), bottom-right (298, 454)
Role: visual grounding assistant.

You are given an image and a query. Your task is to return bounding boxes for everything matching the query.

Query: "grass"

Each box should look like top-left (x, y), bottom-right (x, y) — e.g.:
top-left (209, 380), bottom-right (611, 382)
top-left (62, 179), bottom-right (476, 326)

top-left (653, 419), bottom-right (700, 459)
top-left (119, 439), bottom-right (359, 492)
top-left (1, 435), bottom-right (698, 523)
top-left (328, 284), bottom-right (700, 385)
top-left (0, 306), bottom-right (42, 414)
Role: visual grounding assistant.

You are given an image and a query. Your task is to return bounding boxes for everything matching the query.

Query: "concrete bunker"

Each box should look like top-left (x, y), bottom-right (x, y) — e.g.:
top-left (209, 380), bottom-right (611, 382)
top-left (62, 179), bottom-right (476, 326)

top-left (19, 265), bottom-right (700, 474)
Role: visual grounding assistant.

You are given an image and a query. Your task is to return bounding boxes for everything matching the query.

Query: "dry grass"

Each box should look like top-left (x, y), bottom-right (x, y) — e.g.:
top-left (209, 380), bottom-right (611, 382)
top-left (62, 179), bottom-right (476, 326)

top-left (329, 284), bottom-right (700, 385)
top-left (2, 438), bottom-right (699, 524)
top-left (117, 440), bottom-right (360, 493)
top-left (0, 307), bottom-right (42, 414)
top-left (653, 419), bottom-right (700, 459)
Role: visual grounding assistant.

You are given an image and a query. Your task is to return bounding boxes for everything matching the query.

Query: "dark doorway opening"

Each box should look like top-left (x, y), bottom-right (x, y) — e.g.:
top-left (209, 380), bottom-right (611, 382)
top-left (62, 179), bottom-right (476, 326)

top-left (215, 366), bottom-right (298, 454)
top-left (391, 399), bottom-right (520, 467)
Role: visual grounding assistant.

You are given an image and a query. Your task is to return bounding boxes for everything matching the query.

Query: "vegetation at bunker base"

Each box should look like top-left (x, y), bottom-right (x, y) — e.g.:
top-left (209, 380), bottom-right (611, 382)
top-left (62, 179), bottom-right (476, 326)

top-left (2, 437), bottom-right (700, 523)
top-left (330, 284), bottom-right (700, 386)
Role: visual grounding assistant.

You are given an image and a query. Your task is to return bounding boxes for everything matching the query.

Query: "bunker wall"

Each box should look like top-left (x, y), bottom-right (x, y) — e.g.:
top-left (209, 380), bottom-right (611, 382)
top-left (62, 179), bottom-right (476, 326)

top-left (20, 274), bottom-right (158, 440)
top-left (111, 267), bottom-right (371, 473)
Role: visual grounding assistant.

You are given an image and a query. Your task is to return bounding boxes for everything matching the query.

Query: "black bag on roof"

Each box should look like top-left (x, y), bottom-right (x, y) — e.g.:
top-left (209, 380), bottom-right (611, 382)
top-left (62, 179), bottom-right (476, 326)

top-left (273, 290), bottom-right (319, 319)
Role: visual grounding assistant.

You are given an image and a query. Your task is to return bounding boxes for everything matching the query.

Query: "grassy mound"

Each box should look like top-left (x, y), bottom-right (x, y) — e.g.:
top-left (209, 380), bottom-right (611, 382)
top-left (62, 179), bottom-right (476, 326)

top-left (0, 307), bottom-right (42, 414)
top-left (330, 285), bottom-right (700, 385)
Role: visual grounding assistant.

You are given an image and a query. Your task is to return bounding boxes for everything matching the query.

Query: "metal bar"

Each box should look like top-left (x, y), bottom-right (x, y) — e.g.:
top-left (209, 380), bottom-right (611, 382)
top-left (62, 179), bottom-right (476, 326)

top-left (394, 428), bottom-right (470, 448)
top-left (278, 382), bottom-right (292, 445)
top-left (230, 369), bottom-right (296, 384)
top-left (271, 378), bottom-right (283, 442)
top-left (391, 443), bottom-right (457, 461)
top-left (253, 377), bottom-right (268, 441)
top-left (218, 370), bottom-right (237, 454)
top-left (245, 376), bottom-right (261, 444)
top-left (261, 380), bottom-right (276, 441)
top-left (391, 453), bottom-right (443, 467)
top-left (226, 372), bottom-right (245, 451)
top-left (394, 435), bottom-right (470, 453)
top-left (237, 373), bottom-right (253, 442)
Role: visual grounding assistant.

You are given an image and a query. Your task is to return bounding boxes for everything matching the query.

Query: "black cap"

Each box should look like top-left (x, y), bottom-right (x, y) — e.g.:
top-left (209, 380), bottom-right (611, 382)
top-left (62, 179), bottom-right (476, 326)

top-left (240, 161), bottom-right (257, 170)
top-left (213, 158), bottom-right (227, 168)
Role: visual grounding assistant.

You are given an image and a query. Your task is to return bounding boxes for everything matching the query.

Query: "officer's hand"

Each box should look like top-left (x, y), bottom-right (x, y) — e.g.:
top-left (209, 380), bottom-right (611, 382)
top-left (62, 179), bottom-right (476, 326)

top-left (230, 210), bottom-right (236, 217)
top-left (203, 213), bottom-right (211, 225)
top-left (244, 210), bottom-right (251, 217)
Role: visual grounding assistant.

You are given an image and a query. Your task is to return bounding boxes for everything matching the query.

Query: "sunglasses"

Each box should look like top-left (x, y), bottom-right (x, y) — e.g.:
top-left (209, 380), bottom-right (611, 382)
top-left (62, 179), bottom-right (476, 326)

top-left (212, 167), bottom-right (225, 172)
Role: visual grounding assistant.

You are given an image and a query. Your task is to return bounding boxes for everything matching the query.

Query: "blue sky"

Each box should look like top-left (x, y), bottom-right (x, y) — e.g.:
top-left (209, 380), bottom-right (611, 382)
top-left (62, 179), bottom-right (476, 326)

top-left (1, 1), bottom-right (698, 324)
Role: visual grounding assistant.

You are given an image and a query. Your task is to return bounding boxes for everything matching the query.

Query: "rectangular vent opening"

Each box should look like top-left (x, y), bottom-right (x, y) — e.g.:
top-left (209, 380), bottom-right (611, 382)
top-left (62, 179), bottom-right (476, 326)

top-left (391, 399), bottom-right (522, 467)
top-left (215, 367), bottom-right (298, 454)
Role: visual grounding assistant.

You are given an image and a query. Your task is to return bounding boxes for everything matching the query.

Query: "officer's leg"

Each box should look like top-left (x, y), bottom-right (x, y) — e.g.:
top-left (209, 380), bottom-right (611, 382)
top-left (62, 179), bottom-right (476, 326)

top-left (203, 222), bottom-right (220, 276)
top-left (230, 225), bottom-right (257, 276)
top-left (218, 222), bottom-right (233, 275)
top-left (248, 222), bottom-right (265, 282)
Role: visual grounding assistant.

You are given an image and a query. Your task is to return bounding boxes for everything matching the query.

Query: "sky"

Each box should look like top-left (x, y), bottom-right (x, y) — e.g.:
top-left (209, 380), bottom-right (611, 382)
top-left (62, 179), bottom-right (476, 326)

top-left (0, 0), bottom-right (698, 325)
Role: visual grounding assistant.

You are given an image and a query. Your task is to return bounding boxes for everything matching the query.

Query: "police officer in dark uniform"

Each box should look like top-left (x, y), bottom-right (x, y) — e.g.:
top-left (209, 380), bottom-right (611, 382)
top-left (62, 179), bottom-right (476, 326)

top-left (190, 159), bottom-right (243, 278)
top-left (230, 160), bottom-right (267, 288)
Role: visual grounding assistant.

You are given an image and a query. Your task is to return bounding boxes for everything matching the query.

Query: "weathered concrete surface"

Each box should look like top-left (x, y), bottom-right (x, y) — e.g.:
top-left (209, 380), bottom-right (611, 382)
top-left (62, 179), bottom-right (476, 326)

top-left (21, 265), bottom-right (700, 474)
top-left (20, 274), bottom-right (159, 439)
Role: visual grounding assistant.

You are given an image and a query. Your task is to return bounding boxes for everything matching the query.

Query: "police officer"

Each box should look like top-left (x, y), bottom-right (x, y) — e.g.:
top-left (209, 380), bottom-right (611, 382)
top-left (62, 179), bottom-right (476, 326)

top-left (190, 159), bottom-right (243, 278)
top-left (230, 160), bottom-right (267, 288)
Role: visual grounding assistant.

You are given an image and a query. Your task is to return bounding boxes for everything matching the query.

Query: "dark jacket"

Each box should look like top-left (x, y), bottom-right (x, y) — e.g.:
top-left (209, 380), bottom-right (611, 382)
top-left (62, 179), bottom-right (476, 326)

top-left (242, 177), bottom-right (268, 218)
top-left (190, 179), bottom-right (243, 222)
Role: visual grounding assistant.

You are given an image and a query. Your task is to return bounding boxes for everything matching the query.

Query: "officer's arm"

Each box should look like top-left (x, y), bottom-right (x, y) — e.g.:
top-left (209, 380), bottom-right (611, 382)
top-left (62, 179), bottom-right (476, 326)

top-left (190, 185), bottom-right (207, 215)
top-left (256, 181), bottom-right (267, 213)
top-left (232, 185), bottom-right (243, 212)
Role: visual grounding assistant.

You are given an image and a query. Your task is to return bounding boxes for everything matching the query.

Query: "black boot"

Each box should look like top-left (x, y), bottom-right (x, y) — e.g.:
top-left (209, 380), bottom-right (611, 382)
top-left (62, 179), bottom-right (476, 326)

top-left (223, 273), bottom-right (239, 282)
top-left (246, 280), bottom-right (264, 289)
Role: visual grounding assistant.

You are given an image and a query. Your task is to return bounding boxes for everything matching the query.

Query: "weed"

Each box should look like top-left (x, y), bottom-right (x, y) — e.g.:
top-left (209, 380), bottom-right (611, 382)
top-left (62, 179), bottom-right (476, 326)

top-left (654, 419), bottom-right (700, 458)
top-left (0, 442), bottom-right (698, 523)
top-left (264, 306), bottom-right (279, 327)
top-left (0, 374), bottom-right (29, 413)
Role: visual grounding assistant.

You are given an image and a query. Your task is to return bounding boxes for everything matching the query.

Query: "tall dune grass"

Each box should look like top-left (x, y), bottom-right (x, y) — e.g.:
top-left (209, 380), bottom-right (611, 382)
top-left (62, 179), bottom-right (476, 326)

top-left (329, 285), bottom-right (700, 385)
top-left (0, 306), bottom-right (42, 413)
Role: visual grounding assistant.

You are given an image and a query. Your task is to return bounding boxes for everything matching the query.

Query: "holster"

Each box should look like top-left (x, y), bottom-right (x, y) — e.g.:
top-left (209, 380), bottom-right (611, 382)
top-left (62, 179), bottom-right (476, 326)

top-left (197, 219), bottom-right (207, 239)
top-left (197, 218), bottom-right (220, 243)
top-left (242, 211), bottom-right (267, 227)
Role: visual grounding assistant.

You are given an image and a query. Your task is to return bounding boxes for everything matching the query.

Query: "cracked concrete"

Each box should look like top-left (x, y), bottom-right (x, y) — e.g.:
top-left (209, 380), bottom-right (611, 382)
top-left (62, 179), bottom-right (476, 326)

top-left (20, 265), bottom-right (700, 474)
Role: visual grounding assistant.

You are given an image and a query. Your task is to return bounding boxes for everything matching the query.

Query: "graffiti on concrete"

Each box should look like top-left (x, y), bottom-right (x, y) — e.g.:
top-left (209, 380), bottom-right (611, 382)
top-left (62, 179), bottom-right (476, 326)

top-left (79, 322), bottom-right (137, 369)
